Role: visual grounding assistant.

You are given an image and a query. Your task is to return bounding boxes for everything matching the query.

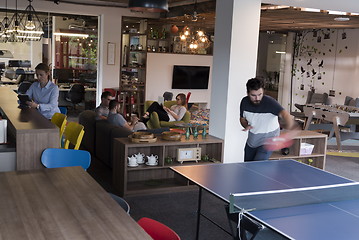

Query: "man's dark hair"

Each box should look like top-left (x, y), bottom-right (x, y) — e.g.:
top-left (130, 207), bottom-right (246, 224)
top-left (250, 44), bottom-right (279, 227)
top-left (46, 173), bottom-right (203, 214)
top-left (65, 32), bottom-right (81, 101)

top-left (101, 91), bottom-right (112, 99)
top-left (246, 78), bottom-right (264, 93)
top-left (109, 100), bottom-right (119, 110)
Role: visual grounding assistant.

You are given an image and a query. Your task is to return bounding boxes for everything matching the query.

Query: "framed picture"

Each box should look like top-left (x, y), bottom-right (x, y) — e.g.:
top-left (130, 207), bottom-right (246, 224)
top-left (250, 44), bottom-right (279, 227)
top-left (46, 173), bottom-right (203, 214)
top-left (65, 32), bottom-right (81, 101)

top-left (107, 42), bottom-right (116, 65)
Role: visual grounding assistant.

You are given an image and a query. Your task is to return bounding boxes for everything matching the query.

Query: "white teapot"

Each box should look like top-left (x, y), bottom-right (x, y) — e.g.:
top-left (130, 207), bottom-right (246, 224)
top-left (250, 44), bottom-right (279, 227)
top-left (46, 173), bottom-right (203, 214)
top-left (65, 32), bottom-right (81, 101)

top-left (127, 155), bottom-right (137, 166)
top-left (146, 154), bottom-right (158, 165)
top-left (135, 152), bottom-right (145, 164)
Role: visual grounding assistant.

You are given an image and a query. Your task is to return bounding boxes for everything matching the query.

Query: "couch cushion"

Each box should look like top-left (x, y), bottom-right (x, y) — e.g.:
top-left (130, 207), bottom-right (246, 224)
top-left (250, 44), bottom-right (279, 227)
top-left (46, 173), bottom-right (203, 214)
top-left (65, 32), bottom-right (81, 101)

top-left (95, 120), bottom-right (132, 168)
top-left (110, 126), bottom-right (132, 167)
top-left (95, 120), bottom-right (118, 167)
top-left (78, 110), bottom-right (97, 155)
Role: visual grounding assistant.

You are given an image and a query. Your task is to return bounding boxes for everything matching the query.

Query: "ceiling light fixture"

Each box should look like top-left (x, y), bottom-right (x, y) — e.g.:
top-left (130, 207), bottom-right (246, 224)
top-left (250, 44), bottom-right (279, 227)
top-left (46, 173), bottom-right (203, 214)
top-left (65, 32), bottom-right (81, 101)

top-left (328, 10), bottom-right (347, 15)
top-left (7, 0), bottom-right (23, 42)
top-left (301, 8), bottom-right (321, 13)
top-left (18, 0), bottom-right (44, 41)
top-left (54, 32), bottom-right (89, 38)
top-left (128, 0), bottom-right (168, 13)
top-left (334, 17), bottom-right (350, 21)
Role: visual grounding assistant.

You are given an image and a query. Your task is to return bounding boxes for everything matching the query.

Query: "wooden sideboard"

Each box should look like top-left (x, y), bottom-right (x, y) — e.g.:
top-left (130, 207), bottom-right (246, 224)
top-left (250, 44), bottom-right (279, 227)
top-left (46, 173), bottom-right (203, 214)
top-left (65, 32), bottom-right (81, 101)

top-left (0, 87), bottom-right (59, 170)
top-left (269, 130), bottom-right (327, 169)
top-left (113, 135), bottom-right (224, 196)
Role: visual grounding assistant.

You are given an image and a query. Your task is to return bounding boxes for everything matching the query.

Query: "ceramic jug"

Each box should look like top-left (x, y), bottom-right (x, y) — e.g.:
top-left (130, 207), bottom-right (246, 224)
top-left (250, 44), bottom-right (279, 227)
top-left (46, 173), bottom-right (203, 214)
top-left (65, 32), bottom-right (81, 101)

top-left (135, 152), bottom-right (145, 164)
top-left (127, 155), bottom-right (137, 166)
top-left (146, 154), bottom-right (158, 165)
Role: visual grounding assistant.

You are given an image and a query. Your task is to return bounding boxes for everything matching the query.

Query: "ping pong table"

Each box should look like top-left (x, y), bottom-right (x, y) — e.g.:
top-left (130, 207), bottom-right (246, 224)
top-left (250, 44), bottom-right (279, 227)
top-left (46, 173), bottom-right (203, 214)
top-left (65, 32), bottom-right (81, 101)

top-left (171, 160), bottom-right (359, 240)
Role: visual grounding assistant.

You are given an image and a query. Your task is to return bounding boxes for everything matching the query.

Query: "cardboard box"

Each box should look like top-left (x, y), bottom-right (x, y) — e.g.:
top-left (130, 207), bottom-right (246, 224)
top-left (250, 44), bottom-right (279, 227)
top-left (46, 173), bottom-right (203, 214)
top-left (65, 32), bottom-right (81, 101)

top-left (300, 143), bottom-right (314, 156)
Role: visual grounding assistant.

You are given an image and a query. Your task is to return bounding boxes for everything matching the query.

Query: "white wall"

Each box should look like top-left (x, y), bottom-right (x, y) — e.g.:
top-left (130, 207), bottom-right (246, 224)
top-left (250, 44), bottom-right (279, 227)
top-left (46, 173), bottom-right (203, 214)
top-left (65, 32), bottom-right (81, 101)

top-left (0, 41), bottom-right (42, 67)
top-left (145, 53), bottom-right (213, 106)
top-left (291, 28), bottom-right (359, 110)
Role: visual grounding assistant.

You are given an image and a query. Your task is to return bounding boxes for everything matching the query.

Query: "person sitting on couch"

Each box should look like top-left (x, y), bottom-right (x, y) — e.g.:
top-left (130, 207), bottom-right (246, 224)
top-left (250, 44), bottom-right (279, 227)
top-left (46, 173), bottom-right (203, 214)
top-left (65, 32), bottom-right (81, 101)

top-left (108, 100), bottom-right (147, 132)
top-left (95, 91), bottom-right (112, 120)
top-left (142, 93), bottom-right (187, 124)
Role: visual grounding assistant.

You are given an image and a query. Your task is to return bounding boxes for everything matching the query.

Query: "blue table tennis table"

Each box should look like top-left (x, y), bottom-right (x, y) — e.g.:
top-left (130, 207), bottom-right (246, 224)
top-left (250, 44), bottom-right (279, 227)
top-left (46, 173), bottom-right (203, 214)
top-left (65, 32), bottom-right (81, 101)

top-left (171, 160), bottom-right (359, 240)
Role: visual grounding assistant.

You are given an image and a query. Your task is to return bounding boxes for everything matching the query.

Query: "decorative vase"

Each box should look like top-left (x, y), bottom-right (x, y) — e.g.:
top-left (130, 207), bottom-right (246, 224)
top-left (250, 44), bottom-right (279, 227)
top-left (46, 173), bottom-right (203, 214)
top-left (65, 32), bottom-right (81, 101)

top-left (202, 126), bottom-right (207, 138)
top-left (170, 25), bottom-right (178, 34)
top-left (193, 127), bottom-right (198, 139)
top-left (281, 148), bottom-right (290, 155)
top-left (185, 127), bottom-right (191, 140)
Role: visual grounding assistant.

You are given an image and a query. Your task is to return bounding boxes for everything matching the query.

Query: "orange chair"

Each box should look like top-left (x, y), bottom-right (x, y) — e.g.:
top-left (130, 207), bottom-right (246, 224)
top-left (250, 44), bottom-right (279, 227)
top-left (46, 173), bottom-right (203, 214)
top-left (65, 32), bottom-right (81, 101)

top-left (137, 217), bottom-right (181, 240)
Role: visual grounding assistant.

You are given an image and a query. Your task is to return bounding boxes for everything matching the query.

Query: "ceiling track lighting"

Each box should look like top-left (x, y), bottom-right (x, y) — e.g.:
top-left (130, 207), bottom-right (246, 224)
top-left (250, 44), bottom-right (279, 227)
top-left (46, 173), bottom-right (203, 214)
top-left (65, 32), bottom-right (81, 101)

top-left (128, 0), bottom-right (168, 13)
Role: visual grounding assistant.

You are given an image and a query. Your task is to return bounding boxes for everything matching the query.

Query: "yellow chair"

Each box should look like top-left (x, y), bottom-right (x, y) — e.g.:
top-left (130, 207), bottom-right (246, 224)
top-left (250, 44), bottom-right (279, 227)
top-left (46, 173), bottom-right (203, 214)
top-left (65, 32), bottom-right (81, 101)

top-left (63, 122), bottom-right (85, 150)
top-left (51, 112), bottom-right (67, 147)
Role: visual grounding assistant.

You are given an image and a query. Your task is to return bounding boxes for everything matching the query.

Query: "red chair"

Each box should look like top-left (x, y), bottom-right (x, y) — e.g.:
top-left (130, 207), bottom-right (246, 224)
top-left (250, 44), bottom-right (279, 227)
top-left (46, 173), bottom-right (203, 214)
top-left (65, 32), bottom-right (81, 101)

top-left (186, 92), bottom-right (191, 104)
top-left (137, 217), bottom-right (181, 240)
top-left (186, 92), bottom-right (192, 109)
top-left (103, 88), bottom-right (118, 100)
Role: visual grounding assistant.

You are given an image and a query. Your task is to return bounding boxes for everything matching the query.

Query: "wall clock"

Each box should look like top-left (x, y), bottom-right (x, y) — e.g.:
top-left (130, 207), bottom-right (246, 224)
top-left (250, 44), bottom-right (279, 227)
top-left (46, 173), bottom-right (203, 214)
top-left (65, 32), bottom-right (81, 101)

top-left (177, 147), bottom-right (201, 163)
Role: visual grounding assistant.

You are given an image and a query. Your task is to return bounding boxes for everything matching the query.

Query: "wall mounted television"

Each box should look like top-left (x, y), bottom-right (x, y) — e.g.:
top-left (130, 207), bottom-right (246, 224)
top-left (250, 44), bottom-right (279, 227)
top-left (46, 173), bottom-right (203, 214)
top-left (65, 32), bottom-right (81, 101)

top-left (172, 65), bottom-right (210, 89)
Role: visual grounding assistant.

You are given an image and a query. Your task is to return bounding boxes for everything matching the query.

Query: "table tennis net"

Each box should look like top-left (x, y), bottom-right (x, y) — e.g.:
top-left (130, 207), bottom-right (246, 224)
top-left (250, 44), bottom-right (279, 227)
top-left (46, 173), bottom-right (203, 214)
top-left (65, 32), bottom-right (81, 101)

top-left (229, 182), bottom-right (359, 214)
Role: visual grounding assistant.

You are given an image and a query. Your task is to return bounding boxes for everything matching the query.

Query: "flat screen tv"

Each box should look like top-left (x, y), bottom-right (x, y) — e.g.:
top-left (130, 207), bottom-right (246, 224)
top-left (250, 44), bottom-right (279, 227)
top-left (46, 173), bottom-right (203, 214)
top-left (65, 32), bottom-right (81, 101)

top-left (172, 65), bottom-right (210, 89)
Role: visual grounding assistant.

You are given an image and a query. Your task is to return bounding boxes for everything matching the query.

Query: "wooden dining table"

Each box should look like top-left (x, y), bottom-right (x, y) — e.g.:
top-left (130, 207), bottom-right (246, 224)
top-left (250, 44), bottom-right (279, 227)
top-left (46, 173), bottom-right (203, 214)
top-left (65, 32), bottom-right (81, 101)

top-left (0, 166), bottom-right (151, 240)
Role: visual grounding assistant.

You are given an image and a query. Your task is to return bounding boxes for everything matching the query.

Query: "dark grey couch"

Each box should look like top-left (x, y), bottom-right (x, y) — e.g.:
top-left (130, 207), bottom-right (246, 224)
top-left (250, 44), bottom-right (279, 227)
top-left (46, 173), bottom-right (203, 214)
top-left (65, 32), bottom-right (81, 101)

top-left (79, 110), bottom-right (132, 168)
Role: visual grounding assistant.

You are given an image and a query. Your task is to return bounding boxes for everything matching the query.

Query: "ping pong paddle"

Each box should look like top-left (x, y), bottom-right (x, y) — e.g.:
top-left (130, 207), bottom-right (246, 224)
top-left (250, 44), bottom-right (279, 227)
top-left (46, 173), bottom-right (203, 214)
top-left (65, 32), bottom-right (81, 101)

top-left (264, 131), bottom-right (298, 151)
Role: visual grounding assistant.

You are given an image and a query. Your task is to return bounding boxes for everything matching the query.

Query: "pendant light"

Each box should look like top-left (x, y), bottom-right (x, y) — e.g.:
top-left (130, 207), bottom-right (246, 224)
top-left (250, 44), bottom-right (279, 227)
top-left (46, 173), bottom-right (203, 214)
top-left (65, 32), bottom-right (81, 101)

top-left (19, 0), bottom-right (44, 41)
top-left (128, 0), bottom-right (168, 13)
top-left (8, 0), bottom-right (23, 42)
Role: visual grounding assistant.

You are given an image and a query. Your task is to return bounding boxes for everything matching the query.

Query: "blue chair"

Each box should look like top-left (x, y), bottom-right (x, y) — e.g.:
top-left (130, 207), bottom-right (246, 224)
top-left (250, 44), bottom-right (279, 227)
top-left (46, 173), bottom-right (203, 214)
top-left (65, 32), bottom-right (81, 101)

top-left (59, 106), bottom-right (68, 115)
top-left (109, 193), bottom-right (130, 214)
top-left (41, 148), bottom-right (91, 170)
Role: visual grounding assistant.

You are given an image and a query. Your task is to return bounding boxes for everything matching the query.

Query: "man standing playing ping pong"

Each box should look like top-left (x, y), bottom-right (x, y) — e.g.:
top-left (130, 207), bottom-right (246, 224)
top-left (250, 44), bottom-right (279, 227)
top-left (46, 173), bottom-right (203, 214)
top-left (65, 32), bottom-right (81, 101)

top-left (240, 78), bottom-right (294, 161)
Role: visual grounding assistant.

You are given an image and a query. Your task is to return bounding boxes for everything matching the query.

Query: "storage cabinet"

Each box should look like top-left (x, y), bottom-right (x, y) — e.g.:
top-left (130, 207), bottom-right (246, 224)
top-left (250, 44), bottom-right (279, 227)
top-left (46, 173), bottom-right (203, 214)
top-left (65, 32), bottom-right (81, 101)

top-left (113, 135), bottom-right (223, 196)
top-left (269, 130), bottom-right (327, 169)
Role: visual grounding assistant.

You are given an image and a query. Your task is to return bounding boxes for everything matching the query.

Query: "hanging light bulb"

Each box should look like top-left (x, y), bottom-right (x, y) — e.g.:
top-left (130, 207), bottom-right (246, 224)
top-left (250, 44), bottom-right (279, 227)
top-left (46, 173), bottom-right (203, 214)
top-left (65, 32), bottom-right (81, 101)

top-left (200, 36), bottom-right (207, 43)
top-left (183, 26), bottom-right (190, 36)
top-left (197, 30), bottom-right (204, 37)
top-left (180, 34), bottom-right (186, 41)
top-left (25, 15), bottom-right (35, 30)
top-left (18, 0), bottom-right (44, 41)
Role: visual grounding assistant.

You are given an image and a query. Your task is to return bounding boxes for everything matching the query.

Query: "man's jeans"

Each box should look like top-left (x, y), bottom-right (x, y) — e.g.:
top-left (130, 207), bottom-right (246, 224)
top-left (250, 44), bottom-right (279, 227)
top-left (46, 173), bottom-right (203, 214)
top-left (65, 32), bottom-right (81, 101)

top-left (244, 143), bottom-right (272, 162)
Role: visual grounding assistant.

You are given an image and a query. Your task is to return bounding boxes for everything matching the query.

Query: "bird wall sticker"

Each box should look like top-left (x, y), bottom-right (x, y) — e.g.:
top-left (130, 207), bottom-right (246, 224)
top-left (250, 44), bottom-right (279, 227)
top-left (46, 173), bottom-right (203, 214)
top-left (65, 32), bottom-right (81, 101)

top-left (318, 60), bottom-right (324, 80)
top-left (301, 66), bottom-right (305, 74)
top-left (312, 69), bottom-right (317, 76)
top-left (307, 59), bottom-right (312, 66)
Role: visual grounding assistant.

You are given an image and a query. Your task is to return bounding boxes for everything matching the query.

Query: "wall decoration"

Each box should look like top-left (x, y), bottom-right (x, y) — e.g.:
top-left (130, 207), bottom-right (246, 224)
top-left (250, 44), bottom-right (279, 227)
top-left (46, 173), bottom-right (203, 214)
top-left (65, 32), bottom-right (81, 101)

top-left (291, 28), bottom-right (353, 111)
top-left (107, 42), bottom-right (116, 65)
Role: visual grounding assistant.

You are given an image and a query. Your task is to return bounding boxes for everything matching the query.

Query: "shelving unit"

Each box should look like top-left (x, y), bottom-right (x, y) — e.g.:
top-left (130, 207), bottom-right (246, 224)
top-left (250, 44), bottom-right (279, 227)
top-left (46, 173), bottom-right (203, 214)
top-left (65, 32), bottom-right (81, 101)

top-left (120, 20), bottom-right (148, 118)
top-left (113, 135), bottom-right (223, 196)
top-left (120, 17), bottom-right (213, 118)
top-left (269, 130), bottom-right (327, 169)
